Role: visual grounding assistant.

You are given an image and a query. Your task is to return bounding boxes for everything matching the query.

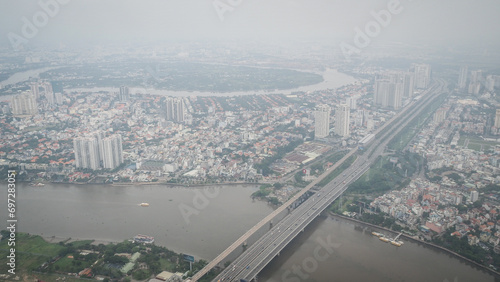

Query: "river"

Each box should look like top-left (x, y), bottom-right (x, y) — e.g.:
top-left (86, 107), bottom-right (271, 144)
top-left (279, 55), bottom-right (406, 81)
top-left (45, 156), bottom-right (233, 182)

top-left (0, 66), bottom-right (60, 102)
top-left (66, 68), bottom-right (360, 97)
top-left (0, 183), bottom-right (273, 261)
top-left (259, 215), bottom-right (498, 282)
top-left (0, 68), bottom-right (359, 102)
top-left (0, 67), bottom-right (57, 87)
top-left (1, 183), bottom-right (497, 281)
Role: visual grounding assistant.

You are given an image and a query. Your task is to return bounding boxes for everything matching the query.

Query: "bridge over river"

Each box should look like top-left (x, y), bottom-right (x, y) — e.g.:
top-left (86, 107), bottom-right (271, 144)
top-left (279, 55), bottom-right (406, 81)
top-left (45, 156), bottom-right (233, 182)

top-left (190, 79), bottom-right (447, 282)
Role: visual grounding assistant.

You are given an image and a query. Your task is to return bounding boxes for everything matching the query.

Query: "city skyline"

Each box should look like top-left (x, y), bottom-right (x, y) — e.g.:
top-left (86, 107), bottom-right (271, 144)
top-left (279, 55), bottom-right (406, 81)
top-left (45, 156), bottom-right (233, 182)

top-left (1, 1), bottom-right (500, 281)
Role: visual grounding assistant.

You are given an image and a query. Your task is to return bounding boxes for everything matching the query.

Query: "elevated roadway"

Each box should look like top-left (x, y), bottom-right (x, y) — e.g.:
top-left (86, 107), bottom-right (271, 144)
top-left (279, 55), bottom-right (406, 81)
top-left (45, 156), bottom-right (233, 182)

top-left (191, 79), bottom-right (447, 282)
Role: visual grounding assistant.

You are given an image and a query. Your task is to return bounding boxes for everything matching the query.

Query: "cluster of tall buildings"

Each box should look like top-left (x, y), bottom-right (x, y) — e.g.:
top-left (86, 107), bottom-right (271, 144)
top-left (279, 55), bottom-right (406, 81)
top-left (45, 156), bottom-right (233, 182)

top-left (10, 81), bottom-right (63, 116)
top-left (314, 103), bottom-right (350, 139)
top-left (31, 81), bottom-right (63, 105)
top-left (459, 67), bottom-right (500, 94)
top-left (11, 91), bottom-right (38, 115)
top-left (73, 132), bottom-right (124, 170)
top-left (165, 97), bottom-right (185, 122)
top-left (374, 73), bottom-right (411, 110)
top-left (374, 64), bottom-right (430, 110)
top-left (486, 75), bottom-right (500, 92)
top-left (469, 70), bottom-right (483, 95)
top-left (374, 79), bottom-right (404, 110)
top-left (412, 63), bottom-right (432, 89)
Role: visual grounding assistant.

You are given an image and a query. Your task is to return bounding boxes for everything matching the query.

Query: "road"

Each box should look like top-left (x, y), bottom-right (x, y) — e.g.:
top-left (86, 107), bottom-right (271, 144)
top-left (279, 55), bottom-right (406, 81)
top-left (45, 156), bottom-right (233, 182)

top-left (191, 79), bottom-right (447, 282)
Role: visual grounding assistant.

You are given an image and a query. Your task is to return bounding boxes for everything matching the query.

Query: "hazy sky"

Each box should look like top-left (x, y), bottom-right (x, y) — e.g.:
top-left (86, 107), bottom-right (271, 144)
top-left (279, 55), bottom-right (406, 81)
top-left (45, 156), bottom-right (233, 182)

top-left (0, 0), bottom-right (499, 49)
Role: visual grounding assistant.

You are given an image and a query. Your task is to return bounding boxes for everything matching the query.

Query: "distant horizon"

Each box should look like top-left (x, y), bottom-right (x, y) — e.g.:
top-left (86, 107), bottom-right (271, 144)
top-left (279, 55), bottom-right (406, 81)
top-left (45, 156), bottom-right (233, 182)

top-left (1, 0), bottom-right (499, 52)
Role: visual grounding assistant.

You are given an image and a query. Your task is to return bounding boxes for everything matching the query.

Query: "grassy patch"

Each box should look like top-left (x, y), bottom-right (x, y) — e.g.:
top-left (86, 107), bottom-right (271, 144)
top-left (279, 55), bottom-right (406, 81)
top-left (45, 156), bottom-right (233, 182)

top-left (0, 233), bottom-right (65, 274)
top-left (317, 155), bottom-right (357, 187)
top-left (326, 150), bottom-right (348, 164)
top-left (26, 273), bottom-right (89, 282)
top-left (0, 233), bottom-right (97, 276)
top-left (458, 135), bottom-right (499, 152)
top-left (159, 257), bottom-right (177, 272)
top-left (14, 233), bottom-right (63, 255)
top-left (66, 240), bottom-right (94, 249)
top-left (50, 254), bottom-right (92, 273)
top-left (348, 152), bottom-right (422, 195)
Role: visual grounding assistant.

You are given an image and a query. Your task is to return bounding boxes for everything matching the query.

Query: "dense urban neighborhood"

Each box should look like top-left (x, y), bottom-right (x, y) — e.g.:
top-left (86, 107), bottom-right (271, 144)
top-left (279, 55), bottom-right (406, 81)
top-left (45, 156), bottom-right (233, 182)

top-left (1, 39), bottom-right (500, 281)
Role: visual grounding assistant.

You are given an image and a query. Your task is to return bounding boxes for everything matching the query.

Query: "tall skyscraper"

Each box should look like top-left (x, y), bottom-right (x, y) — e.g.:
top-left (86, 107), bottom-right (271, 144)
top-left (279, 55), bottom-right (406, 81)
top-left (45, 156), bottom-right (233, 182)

top-left (374, 80), bottom-right (402, 109)
top-left (413, 64), bottom-right (431, 89)
top-left (102, 134), bottom-right (124, 169)
top-left (468, 70), bottom-right (482, 95)
top-left (55, 93), bottom-right (64, 105)
top-left (44, 83), bottom-right (55, 105)
top-left (73, 137), bottom-right (101, 170)
top-left (471, 70), bottom-right (483, 83)
top-left (375, 80), bottom-right (390, 106)
top-left (346, 96), bottom-right (358, 110)
top-left (486, 75), bottom-right (497, 92)
top-left (402, 73), bottom-right (415, 98)
top-left (165, 97), bottom-right (185, 122)
top-left (458, 66), bottom-right (468, 89)
top-left (119, 86), bottom-right (130, 102)
top-left (11, 91), bottom-right (38, 115)
top-left (314, 104), bottom-right (330, 139)
top-left (30, 82), bottom-right (40, 100)
top-left (470, 190), bottom-right (479, 202)
top-left (495, 109), bottom-right (500, 128)
top-left (74, 132), bottom-right (123, 170)
top-left (93, 130), bottom-right (106, 165)
top-left (392, 83), bottom-right (403, 109)
top-left (335, 104), bottom-right (350, 138)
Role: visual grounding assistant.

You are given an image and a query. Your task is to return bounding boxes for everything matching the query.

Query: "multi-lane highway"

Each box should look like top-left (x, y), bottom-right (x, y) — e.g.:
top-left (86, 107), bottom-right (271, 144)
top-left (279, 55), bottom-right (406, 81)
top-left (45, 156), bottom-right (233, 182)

top-left (191, 79), bottom-right (447, 282)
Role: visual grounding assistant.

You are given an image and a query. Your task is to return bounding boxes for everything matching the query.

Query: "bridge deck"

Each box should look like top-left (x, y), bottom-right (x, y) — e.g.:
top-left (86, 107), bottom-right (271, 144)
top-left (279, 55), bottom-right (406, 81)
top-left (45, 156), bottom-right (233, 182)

top-left (191, 80), bottom-right (446, 282)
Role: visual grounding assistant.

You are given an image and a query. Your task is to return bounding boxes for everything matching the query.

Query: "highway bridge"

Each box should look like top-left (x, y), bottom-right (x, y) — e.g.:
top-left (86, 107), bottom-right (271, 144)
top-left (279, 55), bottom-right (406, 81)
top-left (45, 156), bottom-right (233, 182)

top-left (190, 79), bottom-right (448, 282)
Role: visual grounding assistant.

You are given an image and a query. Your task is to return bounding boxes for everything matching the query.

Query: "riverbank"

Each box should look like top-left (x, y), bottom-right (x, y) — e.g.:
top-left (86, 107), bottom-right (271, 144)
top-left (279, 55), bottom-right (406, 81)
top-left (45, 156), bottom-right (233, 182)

top-left (111, 181), bottom-right (259, 187)
top-left (0, 232), bottom-right (213, 282)
top-left (0, 182), bottom-right (274, 261)
top-left (9, 179), bottom-right (260, 188)
top-left (330, 212), bottom-right (500, 278)
top-left (66, 68), bottom-right (358, 97)
top-left (40, 234), bottom-right (119, 246)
